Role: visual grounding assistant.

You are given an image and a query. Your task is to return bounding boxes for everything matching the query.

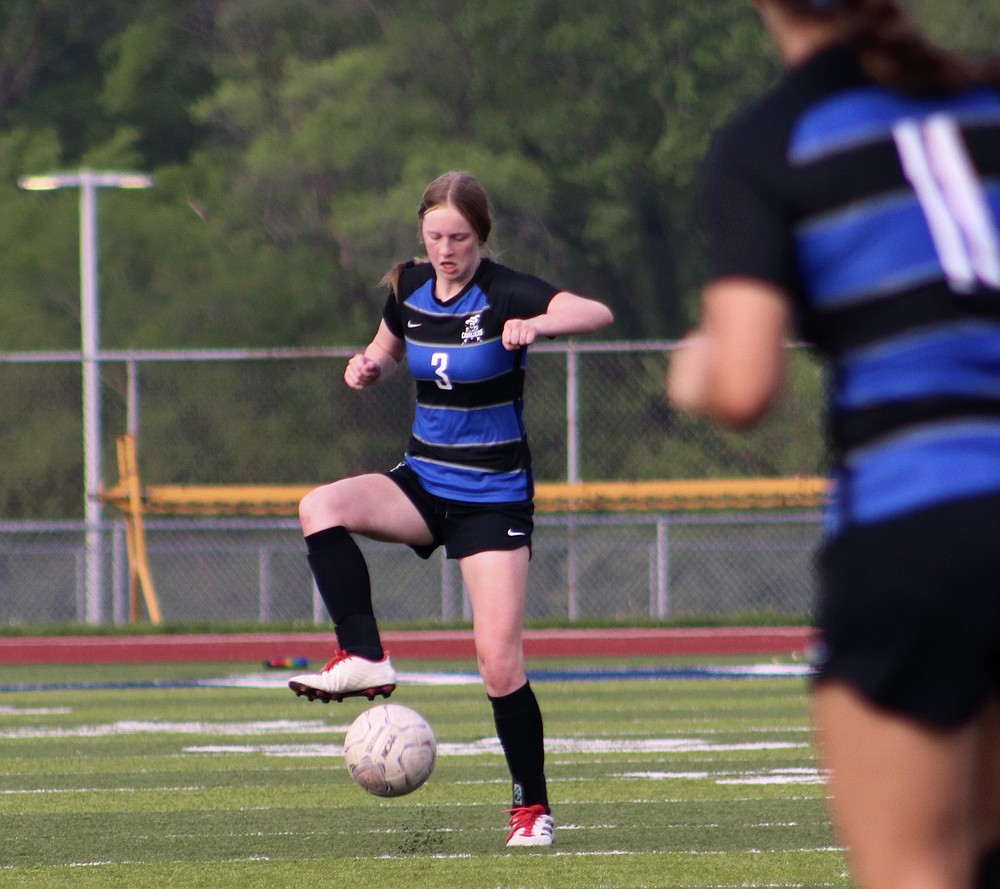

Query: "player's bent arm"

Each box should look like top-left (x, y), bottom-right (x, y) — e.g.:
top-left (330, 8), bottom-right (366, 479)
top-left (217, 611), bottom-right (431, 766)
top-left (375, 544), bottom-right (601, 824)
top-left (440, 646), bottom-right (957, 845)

top-left (666, 277), bottom-right (790, 429)
top-left (502, 292), bottom-right (613, 348)
top-left (539, 292), bottom-right (614, 336)
top-left (345, 321), bottom-right (406, 390)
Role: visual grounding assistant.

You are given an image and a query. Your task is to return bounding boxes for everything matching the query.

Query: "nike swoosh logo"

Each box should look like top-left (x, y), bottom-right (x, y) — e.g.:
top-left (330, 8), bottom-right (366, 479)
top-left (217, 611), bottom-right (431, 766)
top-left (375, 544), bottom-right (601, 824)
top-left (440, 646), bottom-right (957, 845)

top-left (407, 321), bottom-right (422, 328)
top-left (506, 529), bottom-right (527, 537)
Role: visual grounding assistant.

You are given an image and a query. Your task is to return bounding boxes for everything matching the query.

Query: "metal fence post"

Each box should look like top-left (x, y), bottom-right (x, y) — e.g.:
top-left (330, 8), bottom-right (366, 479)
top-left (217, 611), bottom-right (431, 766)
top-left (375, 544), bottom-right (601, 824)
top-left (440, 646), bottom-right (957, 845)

top-left (111, 522), bottom-right (127, 625)
top-left (126, 354), bottom-right (140, 439)
top-left (654, 517), bottom-right (670, 618)
top-left (258, 547), bottom-right (271, 622)
top-left (440, 547), bottom-right (453, 622)
top-left (566, 343), bottom-right (579, 621)
top-left (311, 580), bottom-right (324, 625)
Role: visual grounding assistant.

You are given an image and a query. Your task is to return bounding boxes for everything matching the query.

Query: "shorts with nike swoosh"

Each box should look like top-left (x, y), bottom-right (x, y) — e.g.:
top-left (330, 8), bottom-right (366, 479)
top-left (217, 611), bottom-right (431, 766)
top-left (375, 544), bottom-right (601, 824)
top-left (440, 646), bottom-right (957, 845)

top-left (385, 461), bottom-right (534, 560)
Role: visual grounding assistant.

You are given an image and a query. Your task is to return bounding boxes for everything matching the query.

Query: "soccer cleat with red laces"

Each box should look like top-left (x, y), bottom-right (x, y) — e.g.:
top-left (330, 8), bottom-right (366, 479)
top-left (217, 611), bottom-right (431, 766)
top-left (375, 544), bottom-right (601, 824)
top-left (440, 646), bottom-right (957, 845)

top-left (505, 804), bottom-right (554, 847)
top-left (288, 651), bottom-right (396, 703)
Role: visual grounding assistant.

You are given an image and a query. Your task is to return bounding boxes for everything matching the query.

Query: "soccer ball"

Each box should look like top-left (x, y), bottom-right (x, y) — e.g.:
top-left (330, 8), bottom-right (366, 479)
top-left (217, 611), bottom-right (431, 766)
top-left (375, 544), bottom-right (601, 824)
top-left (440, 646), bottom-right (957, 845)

top-left (343, 703), bottom-right (437, 797)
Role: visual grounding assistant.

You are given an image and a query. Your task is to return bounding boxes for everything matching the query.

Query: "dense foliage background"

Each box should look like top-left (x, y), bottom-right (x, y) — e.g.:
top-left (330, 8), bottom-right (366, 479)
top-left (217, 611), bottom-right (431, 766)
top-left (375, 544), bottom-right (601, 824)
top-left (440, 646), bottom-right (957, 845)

top-left (4, 1), bottom-right (999, 348)
top-left (0, 1), bottom-right (764, 348)
top-left (1, 1), bottom-right (998, 517)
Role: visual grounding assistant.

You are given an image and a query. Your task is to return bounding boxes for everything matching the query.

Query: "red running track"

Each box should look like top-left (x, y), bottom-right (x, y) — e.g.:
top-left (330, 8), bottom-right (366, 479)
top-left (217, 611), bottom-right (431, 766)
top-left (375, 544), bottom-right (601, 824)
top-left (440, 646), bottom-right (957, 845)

top-left (0, 627), bottom-right (813, 665)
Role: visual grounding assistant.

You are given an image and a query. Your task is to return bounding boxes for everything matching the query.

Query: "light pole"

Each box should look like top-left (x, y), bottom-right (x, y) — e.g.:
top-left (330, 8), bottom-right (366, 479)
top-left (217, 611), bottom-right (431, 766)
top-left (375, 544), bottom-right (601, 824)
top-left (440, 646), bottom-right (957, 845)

top-left (19, 169), bottom-right (154, 624)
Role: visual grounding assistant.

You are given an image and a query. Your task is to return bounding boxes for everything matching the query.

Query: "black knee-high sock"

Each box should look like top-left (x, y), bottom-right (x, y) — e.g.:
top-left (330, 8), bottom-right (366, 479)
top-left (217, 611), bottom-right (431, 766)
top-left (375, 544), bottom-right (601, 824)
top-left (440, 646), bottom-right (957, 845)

top-left (489, 681), bottom-right (548, 810)
top-left (979, 844), bottom-right (1000, 889)
top-left (305, 526), bottom-right (383, 660)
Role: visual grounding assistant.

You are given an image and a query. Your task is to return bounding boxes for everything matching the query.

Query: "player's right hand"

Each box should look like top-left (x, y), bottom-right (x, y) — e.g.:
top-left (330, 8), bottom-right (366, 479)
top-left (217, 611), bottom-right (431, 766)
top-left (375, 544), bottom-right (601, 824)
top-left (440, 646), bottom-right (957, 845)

top-left (345, 353), bottom-right (382, 389)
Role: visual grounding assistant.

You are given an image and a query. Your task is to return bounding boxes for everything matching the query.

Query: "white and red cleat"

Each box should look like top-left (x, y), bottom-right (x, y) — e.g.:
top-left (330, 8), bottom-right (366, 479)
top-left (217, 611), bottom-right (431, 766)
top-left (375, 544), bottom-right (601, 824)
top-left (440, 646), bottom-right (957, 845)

top-left (506, 804), bottom-right (554, 847)
top-left (288, 651), bottom-right (396, 703)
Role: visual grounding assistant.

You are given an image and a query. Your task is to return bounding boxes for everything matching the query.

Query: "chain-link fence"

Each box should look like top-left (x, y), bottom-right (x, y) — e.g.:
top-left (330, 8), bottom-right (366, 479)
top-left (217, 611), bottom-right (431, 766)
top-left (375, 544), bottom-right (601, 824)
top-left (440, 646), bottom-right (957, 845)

top-left (0, 342), bottom-right (826, 626)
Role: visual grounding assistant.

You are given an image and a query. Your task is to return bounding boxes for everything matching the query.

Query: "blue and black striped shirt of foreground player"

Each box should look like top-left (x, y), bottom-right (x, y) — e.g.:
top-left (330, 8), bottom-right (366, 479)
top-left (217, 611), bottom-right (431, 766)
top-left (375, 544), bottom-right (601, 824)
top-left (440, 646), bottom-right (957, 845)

top-left (382, 258), bottom-right (559, 504)
top-left (704, 43), bottom-right (1000, 537)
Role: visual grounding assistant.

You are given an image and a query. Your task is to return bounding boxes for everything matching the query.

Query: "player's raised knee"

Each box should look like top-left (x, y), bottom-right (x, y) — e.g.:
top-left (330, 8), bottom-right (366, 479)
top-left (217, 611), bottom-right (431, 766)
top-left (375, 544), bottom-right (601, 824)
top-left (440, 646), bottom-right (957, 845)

top-left (298, 483), bottom-right (343, 533)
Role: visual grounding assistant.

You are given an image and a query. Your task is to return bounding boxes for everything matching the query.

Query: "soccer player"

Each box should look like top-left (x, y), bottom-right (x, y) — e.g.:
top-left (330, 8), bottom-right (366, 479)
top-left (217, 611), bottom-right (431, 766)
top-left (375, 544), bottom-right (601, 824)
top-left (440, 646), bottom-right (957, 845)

top-left (289, 170), bottom-right (613, 847)
top-left (666, 2), bottom-right (1000, 887)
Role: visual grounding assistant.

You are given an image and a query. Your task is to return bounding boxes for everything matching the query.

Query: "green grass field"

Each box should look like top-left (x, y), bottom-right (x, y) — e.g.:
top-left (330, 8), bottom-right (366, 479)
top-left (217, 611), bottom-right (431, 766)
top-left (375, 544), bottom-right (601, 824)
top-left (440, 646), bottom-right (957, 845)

top-left (0, 658), bottom-right (849, 888)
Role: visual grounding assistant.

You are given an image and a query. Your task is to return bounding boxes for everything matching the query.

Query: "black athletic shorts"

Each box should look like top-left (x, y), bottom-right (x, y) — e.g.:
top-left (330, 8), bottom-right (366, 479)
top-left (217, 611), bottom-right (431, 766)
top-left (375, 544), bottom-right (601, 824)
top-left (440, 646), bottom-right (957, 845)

top-left (384, 461), bottom-right (534, 560)
top-left (812, 492), bottom-right (1000, 729)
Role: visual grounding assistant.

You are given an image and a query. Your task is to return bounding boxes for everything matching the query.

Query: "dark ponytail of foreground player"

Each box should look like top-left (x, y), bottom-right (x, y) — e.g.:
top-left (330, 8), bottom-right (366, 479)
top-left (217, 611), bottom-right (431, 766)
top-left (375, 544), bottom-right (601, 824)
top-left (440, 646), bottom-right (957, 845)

top-left (781, 0), bottom-right (1000, 93)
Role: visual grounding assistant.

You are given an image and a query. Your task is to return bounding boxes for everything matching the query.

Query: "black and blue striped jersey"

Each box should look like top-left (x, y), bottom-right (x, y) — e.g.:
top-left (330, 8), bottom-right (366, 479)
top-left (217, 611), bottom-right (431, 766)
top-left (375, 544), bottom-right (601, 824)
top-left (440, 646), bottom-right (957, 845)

top-left (704, 44), bottom-right (1000, 536)
top-left (382, 258), bottom-right (558, 503)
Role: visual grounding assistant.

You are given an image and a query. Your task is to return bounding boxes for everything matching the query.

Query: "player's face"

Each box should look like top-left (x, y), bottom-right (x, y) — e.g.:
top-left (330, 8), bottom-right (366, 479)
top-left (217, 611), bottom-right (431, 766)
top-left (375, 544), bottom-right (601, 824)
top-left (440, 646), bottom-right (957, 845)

top-left (421, 205), bottom-right (481, 299)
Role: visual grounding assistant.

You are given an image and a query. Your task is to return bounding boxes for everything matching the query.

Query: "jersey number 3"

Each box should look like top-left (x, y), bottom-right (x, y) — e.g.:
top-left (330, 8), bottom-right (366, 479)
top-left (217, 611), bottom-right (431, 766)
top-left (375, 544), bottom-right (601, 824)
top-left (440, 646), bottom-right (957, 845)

top-left (893, 113), bottom-right (1000, 294)
top-left (430, 352), bottom-right (453, 390)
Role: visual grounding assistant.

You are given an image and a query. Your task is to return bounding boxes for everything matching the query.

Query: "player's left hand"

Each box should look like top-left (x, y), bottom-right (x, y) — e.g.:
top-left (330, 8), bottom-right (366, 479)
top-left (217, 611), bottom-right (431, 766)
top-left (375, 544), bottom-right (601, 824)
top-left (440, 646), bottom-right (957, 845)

top-left (502, 318), bottom-right (539, 350)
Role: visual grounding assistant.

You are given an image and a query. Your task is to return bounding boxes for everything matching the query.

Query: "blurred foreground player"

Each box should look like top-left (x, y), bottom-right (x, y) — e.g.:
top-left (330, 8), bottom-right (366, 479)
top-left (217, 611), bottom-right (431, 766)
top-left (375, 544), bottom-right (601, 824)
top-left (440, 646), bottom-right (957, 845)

top-left (666, 1), bottom-right (1000, 886)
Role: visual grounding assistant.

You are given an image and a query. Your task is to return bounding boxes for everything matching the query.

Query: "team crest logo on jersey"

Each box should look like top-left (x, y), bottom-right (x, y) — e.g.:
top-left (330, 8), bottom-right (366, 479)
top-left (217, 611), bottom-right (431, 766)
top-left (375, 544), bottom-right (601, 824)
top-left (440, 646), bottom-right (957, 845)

top-left (461, 313), bottom-right (485, 344)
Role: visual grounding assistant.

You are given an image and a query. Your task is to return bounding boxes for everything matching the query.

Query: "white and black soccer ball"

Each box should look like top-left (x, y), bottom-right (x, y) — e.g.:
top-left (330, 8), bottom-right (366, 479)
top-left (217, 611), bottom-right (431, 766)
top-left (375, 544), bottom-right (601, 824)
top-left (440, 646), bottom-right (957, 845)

top-left (343, 703), bottom-right (436, 797)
